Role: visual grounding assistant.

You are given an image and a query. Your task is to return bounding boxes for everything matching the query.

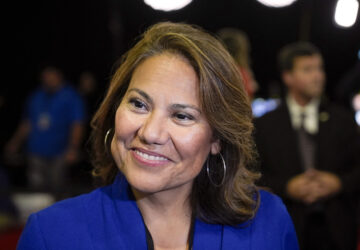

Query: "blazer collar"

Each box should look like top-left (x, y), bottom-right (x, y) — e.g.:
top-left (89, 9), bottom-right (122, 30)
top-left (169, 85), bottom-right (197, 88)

top-left (110, 174), bottom-right (227, 249)
top-left (111, 174), bottom-right (148, 249)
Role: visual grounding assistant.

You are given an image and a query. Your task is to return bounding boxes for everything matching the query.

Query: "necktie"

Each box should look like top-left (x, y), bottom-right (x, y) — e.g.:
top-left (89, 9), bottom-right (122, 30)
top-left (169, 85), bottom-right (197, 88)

top-left (297, 113), bottom-right (316, 170)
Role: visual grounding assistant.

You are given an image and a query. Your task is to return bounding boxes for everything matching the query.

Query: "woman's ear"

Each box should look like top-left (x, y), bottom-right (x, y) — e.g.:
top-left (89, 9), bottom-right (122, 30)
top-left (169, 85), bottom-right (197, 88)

top-left (210, 139), bottom-right (221, 155)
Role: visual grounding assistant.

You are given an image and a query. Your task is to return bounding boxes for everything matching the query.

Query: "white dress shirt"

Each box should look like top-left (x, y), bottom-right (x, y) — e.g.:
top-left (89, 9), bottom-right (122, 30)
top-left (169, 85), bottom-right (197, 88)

top-left (286, 95), bottom-right (320, 134)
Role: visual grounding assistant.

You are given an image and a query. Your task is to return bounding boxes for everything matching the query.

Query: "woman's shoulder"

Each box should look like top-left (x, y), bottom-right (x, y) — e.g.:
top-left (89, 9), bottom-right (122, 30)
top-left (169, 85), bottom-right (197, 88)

top-left (220, 189), bottom-right (298, 249)
top-left (17, 186), bottom-right (113, 249)
top-left (32, 186), bottom-right (111, 228)
top-left (248, 189), bottom-right (299, 249)
top-left (37, 185), bottom-right (110, 219)
top-left (257, 189), bottom-right (287, 213)
top-left (251, 189), bottom-right (291, 226)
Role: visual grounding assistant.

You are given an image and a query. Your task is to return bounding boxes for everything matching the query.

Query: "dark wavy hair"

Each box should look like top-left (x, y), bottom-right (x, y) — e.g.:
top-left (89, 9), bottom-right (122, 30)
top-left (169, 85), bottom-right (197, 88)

top-left (90, 22), bottom-right (260, 225)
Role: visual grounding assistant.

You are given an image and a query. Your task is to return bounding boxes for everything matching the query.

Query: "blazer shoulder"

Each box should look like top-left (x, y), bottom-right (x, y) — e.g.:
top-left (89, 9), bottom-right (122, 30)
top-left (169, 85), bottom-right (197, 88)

top-left (251, 189), bottom-right (295, 231)
top-left (222, 190), bottom-right (299, 250)
top-left (37, 187), bottom-right (105, 218)
top-left (254, 104), bottom-right (290, 136)
top-left (32, 185), bottom-right (113, 239)
top-left (321, 103), bottom-right (358, 132)
top-left (255, 104), bottom-right (287, 124)
top-left (17, 187), bottom-right (110, 249)
top-left (257, 190), bottom-right (288, 217)
top-left (327, 103), bottom-right (356, 120)
top-left (251, 190), bottom-right (299, 249)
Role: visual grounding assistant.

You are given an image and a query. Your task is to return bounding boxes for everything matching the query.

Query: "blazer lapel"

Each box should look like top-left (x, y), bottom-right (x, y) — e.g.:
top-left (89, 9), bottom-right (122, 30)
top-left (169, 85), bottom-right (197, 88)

top-left (83, 174), bottom-right (148, 250)
top-left (112, 174), bottom-right (148, 249)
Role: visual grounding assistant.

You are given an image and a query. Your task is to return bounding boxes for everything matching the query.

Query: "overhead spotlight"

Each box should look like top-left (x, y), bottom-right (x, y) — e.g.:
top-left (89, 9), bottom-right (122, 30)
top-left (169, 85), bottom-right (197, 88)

top-left (256, 0), bottom-right (297, 8)
top-left (144, 0), bottom-right (192, 11)
top-left (334, 0), bottom-right (359, 28)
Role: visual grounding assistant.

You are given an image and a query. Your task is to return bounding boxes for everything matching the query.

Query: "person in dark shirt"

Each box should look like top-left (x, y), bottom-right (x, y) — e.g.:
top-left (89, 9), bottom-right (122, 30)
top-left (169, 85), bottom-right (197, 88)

top-left (254, 42), bottom-right (360, 250)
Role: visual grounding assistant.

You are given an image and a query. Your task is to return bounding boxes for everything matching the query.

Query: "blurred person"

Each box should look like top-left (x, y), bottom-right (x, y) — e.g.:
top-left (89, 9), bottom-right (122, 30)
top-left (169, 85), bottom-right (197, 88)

top-left (217, 28), bottom-right (259, 100)
top-left (5, 66), bottom-right (85, 193)
top-left (17, 22), bottom-right (299, 249)
top-left (254, 42), bottom-right (360, 250)
top-left (78, 71), bottom-right (99, 118)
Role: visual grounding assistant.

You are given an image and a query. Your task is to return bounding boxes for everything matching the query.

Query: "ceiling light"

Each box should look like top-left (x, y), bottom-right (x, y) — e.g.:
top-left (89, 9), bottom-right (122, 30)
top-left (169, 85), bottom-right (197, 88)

top-left (144, 0), bottom-right (192, 11)
top-left (256, 0), bottom-right (297, 8)
top-left (334, 0), bottom-right (359, 28)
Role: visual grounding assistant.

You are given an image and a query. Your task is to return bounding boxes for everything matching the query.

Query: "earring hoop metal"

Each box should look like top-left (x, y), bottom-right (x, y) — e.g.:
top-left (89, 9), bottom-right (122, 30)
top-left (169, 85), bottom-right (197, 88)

top-left (104, 129), bottom-right (112, 149)
top-left (206, 152), bottom-right (226, 187)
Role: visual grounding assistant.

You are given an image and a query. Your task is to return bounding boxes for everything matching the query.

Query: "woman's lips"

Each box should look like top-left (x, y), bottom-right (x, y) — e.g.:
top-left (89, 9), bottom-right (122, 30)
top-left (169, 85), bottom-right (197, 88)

top-left (131, 148), bottom-right (170, 167)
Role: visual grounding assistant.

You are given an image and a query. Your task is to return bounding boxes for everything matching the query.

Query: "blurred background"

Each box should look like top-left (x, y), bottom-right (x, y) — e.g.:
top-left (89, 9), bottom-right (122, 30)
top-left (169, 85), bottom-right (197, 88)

top-left (4, 0), bottom-right (360, 129)
top-left (1, 0), bottom-right (359, 248)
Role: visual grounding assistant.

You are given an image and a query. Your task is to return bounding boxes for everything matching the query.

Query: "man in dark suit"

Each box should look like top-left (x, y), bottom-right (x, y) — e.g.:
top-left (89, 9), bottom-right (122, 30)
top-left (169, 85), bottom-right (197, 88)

top-left (254, 42), bottom-right (360, 250)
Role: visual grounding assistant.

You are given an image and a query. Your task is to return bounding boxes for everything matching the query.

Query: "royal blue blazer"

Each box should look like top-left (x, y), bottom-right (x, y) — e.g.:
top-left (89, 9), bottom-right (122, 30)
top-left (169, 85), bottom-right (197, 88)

top-left (17, 175), bottom-right (299, 249)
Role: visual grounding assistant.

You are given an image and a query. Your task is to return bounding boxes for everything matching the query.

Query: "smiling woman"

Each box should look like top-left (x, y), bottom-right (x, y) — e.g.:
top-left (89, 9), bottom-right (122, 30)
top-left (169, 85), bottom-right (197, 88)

top-left (17, 22), bottom-right (299, 250)
top-left (92, 22), bottom-right (261, 226)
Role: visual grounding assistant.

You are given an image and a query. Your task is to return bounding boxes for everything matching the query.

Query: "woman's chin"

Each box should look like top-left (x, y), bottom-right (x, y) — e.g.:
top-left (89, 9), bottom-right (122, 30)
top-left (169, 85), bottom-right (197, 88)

top-left (127, 176), bottom-right (165, 196)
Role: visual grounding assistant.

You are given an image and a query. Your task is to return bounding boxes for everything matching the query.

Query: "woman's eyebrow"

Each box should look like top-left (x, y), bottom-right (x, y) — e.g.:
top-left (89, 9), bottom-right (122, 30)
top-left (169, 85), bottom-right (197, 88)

top-left (127, 88), bottom-right (153, 105)
top-left (171, 104), bottom-right (201, 113)
top-left (127, 88), bottom-right (201, 113)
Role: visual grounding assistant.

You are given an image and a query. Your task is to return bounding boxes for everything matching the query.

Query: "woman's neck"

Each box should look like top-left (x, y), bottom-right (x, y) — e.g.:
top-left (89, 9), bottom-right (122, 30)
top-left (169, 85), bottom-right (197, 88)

top-left (132, 186), bottom-right (193, 250)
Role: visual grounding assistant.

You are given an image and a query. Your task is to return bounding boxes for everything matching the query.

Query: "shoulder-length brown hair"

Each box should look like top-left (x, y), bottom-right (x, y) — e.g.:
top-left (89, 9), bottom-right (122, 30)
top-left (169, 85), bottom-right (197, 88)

top-left (90, 22), bottom-right (260, 226)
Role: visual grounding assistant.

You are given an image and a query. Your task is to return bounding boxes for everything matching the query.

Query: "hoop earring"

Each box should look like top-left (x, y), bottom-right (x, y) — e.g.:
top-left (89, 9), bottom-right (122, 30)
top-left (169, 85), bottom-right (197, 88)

top-left (104, 129), bottom-right (112, 150)
top-left (206, 152), bottom-right (226, 187)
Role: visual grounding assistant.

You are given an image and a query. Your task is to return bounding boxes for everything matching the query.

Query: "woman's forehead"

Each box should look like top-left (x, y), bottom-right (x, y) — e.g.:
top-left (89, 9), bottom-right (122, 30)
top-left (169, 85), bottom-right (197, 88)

top-left (124, 54), bottom-right (201, 109)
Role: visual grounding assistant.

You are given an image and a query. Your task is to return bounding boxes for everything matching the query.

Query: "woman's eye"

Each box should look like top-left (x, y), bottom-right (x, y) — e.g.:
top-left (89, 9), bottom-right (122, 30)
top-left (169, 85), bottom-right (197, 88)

top-left (129, 98), bottom-right (147, 110)
top-left (174, 113), bottom-right (194, 121)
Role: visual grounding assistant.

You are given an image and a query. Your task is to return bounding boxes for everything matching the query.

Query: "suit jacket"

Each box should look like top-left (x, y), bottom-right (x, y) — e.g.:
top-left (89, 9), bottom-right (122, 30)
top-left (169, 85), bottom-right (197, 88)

top-left (17, 174), bottom-right (299, 250)
top-left (254, 100), bottom-right (360, 250)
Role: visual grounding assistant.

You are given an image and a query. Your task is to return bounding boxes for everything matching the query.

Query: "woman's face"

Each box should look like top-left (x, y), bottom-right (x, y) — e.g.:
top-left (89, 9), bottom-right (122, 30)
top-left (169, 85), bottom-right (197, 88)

top-left (111, 53), bottom-right (220, 195)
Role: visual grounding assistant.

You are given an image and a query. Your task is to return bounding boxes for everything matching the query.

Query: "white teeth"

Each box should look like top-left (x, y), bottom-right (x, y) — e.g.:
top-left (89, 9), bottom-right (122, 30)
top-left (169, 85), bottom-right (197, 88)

top-left (135, 150), bottom-right (168, 161)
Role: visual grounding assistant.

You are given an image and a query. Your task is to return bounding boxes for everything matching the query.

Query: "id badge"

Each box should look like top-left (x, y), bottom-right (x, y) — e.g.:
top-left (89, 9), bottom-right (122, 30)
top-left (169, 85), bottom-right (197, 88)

top-left (37, 113), bottom-right (51, 130)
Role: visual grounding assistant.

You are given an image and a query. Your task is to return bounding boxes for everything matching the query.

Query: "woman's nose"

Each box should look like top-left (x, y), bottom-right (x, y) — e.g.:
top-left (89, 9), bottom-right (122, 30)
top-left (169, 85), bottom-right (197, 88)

top-left (138, 112), bottom-right (169, 145)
